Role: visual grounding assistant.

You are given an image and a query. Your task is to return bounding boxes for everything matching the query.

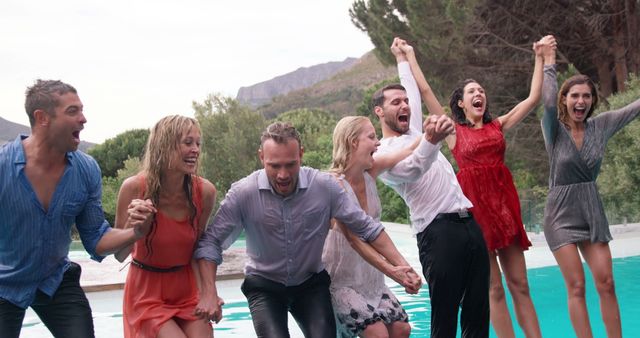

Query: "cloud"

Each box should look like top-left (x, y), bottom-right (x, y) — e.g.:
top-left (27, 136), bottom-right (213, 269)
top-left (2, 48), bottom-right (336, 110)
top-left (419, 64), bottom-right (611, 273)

top-left (0, 0), bottom-right (373, 143)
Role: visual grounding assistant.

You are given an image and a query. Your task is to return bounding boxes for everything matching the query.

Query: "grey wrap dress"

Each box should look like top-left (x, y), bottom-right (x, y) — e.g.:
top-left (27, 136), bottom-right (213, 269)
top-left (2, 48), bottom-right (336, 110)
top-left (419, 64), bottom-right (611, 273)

top-left (541, 65), bottom-right (640, 251)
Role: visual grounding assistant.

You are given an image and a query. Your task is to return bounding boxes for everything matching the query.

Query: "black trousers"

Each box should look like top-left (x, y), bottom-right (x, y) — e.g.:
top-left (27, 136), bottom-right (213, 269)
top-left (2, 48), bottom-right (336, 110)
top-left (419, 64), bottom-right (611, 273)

top-left (0, 262), bottom-right (94, 338)
top-left (241, 270), bottom-right (336, 338)
top-left (417, 214), bottom-right (490, 338)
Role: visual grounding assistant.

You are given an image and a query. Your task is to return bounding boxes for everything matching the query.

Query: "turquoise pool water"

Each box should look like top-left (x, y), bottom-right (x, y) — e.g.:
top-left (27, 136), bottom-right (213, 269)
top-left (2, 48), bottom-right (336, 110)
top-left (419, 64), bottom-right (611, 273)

top-left (397, 255), bottom-right (640, 337)
top-left (216, 255), bottom-right (640, 337)
top-left (25, 240), bottom-right (639, 337)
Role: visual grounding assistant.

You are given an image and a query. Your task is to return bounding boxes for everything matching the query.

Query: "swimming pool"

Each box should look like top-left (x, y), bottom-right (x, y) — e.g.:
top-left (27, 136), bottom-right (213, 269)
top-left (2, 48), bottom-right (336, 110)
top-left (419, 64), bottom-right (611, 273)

top-left (21, 225), bottom-right (640, 337)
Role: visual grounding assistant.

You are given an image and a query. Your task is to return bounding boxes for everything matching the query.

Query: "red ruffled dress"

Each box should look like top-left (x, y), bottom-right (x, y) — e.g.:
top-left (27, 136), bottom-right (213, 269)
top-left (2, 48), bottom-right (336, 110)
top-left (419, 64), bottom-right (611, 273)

top-left (451, 120), bottom-right (531, 251)
top-left (123, 176), bottom-right (204, 338)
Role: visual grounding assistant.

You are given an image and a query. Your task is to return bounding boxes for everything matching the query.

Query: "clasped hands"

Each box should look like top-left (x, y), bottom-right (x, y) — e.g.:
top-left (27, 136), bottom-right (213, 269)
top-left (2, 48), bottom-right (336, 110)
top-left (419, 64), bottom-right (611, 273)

top-left (389, 265), bottom-right (423, 294)
top-left (194, 294), bottom-right (226, 323)
top-left (127, 198), bottom-right (156, 238)
top-left (424, 114), bottom-right (455, 144)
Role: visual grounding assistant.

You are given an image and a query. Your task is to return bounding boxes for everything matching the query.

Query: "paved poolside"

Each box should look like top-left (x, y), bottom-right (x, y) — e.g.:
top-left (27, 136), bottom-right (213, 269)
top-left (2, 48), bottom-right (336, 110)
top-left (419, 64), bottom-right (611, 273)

top-left (21, 222), bottom-right (640, 337)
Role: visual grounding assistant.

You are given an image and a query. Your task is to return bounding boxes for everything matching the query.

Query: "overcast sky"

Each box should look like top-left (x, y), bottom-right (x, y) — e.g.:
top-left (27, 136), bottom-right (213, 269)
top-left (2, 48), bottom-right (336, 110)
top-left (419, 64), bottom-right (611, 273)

top-left (0, 0), bottom-right (374, 143)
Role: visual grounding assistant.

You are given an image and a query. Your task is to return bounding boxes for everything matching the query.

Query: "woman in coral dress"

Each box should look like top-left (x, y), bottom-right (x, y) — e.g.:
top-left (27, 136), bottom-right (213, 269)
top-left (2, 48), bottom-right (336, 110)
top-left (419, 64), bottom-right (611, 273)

top-left (395, 36), bottom-right (554, 337)
top-left (115, 115), bottom-right (217, 338)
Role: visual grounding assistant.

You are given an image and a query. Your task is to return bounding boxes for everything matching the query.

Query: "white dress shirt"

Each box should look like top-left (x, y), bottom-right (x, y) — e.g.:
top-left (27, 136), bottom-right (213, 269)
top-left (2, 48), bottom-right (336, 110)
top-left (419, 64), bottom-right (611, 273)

top-left (376, 62), bottom-right (472, 235)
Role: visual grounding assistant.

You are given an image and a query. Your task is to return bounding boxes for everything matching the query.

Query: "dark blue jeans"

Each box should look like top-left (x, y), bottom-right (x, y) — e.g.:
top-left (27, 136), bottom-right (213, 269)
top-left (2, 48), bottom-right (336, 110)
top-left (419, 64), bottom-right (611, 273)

top-left (0, 262), bottom-right (94, 338)
top-left (417, 214), bottom-right (490, 338)
top-left (241, 270), bottom-right (336, 338)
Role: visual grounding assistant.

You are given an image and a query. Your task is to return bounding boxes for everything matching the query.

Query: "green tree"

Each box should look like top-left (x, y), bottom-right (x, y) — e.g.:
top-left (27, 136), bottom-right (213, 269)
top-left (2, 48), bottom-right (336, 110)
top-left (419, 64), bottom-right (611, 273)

top-left (350, 0), bottom-right (640, 192)
top-left (101, 157), bottom-right (142, 226)
top-left (598, 74), bottom-right (640, 223)
top-left (89, 129), bottom-right (149, 177)
top-left (193, 94), bottom-right (266, 202)
top-left (272, 108), bottom-right (337, 170)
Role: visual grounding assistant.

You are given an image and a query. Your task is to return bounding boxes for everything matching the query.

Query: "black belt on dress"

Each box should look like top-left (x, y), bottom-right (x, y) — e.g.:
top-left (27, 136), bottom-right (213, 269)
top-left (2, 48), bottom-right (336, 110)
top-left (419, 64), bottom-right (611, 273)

top-left (433, 210), bottom-right (473, 221)
top-left (131, 259), bottom-right (184, 273)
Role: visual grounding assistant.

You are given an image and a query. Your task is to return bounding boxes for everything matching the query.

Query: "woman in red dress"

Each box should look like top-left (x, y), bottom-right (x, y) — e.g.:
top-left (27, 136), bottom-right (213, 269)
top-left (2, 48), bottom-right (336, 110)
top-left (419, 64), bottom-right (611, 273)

top-left (394, 36), bottom-right (555, 337)
top-left (114, 115), bottom-right (218, 338)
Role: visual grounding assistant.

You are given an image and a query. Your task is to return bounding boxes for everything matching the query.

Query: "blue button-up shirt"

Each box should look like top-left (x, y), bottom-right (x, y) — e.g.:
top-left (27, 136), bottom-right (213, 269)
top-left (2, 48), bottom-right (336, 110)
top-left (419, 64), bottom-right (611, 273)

top-left (0, 135), bottom-right (111, 309)
top-left (194, 167), bottom-right (384, 286)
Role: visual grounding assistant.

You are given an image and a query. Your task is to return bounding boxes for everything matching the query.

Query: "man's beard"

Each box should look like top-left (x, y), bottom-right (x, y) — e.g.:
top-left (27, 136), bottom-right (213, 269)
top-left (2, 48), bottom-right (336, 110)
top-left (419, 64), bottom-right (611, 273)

top-left (384, 114), bottom-right (409, 134)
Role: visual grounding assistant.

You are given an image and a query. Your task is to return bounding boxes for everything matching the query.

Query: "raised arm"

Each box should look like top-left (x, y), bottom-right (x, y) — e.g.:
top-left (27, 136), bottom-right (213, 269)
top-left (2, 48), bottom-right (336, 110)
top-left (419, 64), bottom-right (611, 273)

top-left (396, 38), bottom-right (456, 149)
top-left (400, 40), bottom-right (447, 117)
top-left (392, 37), bottom-right (423, 134)
top-left (541, 43), bottom-right (559, 147)
top-left (498, 35), bottom-right (555, 130)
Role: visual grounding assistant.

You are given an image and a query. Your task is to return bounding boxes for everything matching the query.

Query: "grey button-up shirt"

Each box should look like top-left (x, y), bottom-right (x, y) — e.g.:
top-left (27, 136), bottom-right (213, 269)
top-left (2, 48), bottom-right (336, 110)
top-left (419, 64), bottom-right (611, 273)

top-left (194, 166), bottom-right (384, 286)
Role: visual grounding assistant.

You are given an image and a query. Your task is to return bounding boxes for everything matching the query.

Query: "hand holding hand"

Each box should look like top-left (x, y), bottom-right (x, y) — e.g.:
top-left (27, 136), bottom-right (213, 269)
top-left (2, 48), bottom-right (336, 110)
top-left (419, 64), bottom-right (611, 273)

top-left (534, 35), bottom-right (556, 59)
top-left (396, 38), bottom-right (414, 56)
top-left (195, 294), bottom-right (224, 323)
top-left (390, 37), bottom-right (404, 59)
top-left (404, 269), bottom-right (422, 294)
top-left (425, 114), bottom-right (455, 144)
top-left (127, 199), bottom-right (156, 238)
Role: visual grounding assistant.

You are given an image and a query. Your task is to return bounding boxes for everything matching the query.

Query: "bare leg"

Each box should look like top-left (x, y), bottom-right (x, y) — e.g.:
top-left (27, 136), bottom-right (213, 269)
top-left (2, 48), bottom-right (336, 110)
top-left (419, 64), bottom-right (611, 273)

top-left (488, 250), bottom-right (515, 338)
top-left (386, 320), bottom-right (411, 338)
top-left (552, 243), bottom-right (593, 338)
top-left (498, 244), bottom-right (541, 338)
top-left (176, 317), bottom-right (213, 338)
top-left (361, 321), bottom-right (389, 338)
top-left (578, 242), bottom-right (621, 338)
top-left (360, 320), bottom-right (411, 338)
top-left (158, 319), bottom-right (187, 338)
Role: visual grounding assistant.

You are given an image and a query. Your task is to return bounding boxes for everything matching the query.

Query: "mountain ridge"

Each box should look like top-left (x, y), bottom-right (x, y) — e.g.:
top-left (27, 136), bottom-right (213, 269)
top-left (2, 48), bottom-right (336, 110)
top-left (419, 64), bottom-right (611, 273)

top-left (254, 51), bottom-right (396, 119)
top-left (0, 116), bottom-right (96, 151)
top-left (236, 57), bottom-right (359, 108)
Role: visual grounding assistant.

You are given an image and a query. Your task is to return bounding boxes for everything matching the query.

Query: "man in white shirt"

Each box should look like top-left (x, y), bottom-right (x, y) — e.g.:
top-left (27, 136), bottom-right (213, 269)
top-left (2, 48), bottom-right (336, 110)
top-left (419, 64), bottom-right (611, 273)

top-left (373, 42), bottom-right (490, 338)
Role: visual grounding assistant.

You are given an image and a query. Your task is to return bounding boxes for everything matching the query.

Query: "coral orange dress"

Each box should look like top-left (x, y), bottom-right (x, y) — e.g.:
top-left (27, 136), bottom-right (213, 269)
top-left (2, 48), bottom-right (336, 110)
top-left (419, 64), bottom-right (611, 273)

top-left (123, 176), bottom-right (203, 338)
top-left (451, 120), bottom-right (531, 251)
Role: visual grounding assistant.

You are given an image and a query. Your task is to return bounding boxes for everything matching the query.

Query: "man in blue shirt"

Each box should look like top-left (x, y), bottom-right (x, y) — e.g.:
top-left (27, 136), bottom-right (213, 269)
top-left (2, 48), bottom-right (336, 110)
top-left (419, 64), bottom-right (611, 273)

top-left (194, 122), bottom-right (421, 338)
top-left (0, 79), bottom-right (154, 338)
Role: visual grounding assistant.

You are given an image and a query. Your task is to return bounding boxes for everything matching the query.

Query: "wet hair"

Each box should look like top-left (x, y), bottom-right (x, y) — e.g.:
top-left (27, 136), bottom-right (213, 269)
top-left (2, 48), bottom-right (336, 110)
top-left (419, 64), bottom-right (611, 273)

top-left (449, 79), bottom-right (492, 126)
top-left (371, 84), bottom-right (407, 110)
top-left (140, 115), bottom-right (201, 257)
top-left (330, 116), bottom-right (370, 174)
top-left (260, 122), bottom-right (302, 148)
top-left (24, 79), bottom-right (77, 127)
top-left (557, 74), bottom-right (599, 125)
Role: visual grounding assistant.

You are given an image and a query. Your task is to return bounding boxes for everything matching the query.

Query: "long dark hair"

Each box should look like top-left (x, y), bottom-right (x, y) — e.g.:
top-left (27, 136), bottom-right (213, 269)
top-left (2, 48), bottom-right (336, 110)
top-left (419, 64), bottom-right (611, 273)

top-left (449, 79), bottom-right (493, 127)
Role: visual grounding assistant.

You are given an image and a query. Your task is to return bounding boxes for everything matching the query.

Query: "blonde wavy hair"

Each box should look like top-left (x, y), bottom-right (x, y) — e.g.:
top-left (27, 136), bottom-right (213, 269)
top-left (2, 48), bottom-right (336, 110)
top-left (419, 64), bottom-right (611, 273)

top-left (330, 116), bottom-right (370, 175)
top-left (140, 115), bottom-right (201, 255)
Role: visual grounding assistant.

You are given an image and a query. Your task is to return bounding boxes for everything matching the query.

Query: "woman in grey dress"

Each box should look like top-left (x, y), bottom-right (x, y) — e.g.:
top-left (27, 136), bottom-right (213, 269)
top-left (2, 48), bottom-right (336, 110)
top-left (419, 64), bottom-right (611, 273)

top-left (542, 47), bottom-right (640, 338)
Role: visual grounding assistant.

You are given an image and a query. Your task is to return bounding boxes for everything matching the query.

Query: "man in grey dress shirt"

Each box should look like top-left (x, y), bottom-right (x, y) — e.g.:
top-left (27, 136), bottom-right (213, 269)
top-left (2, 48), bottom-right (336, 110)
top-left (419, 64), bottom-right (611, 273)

top-left (194, 122), bottom-right (420, 338)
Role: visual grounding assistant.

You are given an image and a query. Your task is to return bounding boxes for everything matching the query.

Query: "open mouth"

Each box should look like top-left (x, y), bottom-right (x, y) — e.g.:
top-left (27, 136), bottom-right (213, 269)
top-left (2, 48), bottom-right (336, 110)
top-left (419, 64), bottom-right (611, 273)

top-left (573, 107), bottom-right (587, 118)
top-left (72, 130), bottom-right (81, 142)
top-left (472, 99), bottom-right (483, 108)
top-left (184, 157), bottom-right (198, 165)
top-left (398, 114), bottom-right (408, 123)
top-left (276, 181), bottom-right (290, 190)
